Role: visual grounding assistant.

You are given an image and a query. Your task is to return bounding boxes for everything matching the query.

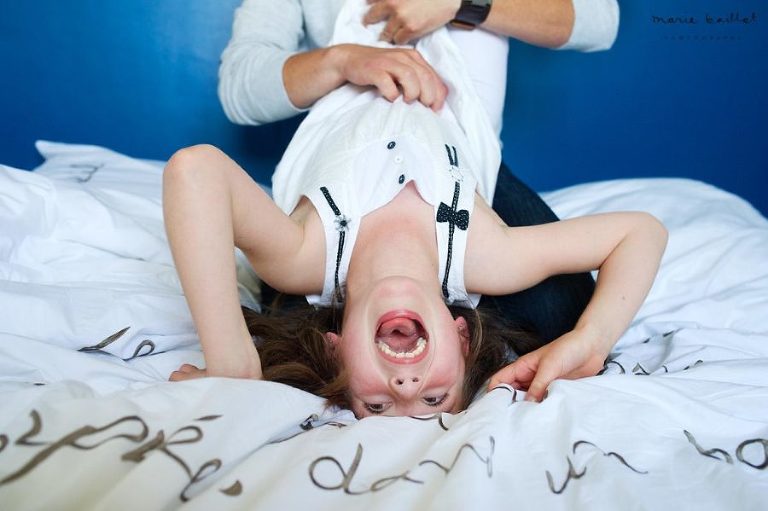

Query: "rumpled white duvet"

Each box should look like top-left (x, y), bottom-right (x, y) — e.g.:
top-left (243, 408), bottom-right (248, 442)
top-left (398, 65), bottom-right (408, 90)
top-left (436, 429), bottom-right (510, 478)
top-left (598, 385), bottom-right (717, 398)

top-left (1, 141), bottom-right (767, 510)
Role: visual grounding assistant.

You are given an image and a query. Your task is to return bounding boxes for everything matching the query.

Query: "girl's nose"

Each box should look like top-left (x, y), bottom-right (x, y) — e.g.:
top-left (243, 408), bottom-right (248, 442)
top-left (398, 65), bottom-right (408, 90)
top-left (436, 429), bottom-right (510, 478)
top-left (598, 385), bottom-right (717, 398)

top-left (390, 376), bottom-right (421, 398)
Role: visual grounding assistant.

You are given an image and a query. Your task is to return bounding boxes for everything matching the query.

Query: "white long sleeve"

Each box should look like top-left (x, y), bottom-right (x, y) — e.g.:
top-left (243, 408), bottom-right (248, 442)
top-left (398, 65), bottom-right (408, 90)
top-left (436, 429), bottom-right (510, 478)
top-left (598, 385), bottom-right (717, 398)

top-left (560, 0), bottom-right (620, 51)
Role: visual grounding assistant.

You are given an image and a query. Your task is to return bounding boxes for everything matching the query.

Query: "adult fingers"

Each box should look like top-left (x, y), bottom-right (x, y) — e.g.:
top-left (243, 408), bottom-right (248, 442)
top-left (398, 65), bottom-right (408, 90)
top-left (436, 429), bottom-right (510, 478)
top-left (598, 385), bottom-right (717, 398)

top-left (362, 3), bottom-right (400, 44)
top-left (347, 47), bottom-right (445, 109)
top-left (392, 24), bottom-right (417, 45)
top-left (418, 66), bottom-right (447, 111)
top-left (378, 20), bottom-right (404, 44)
top-left (389, 61), bottom-right (425, 104)
top-left (370, 58), bottom-right (425, 105)
top-left (368, 70), bottom-right (401, 102)
top-left (363, 2), bottom-right (390, 26)
top-left (401, 52), bottom-right (448, 109)
top-left (402, 50), bottom-right (447, 110)
top-left (363, 4), bottom-right (414, 45)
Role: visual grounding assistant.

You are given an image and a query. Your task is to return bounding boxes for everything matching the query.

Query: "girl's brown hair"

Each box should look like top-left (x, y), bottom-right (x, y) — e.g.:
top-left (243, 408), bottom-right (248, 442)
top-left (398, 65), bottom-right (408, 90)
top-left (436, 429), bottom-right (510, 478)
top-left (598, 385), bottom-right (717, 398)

top-left (243, 298), bottom-right (539, 412)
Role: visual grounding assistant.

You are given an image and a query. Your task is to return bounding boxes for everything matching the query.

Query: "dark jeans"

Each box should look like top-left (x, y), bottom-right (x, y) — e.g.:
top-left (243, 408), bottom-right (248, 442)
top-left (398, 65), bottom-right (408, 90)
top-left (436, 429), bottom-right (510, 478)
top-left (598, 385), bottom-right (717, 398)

top-left (479, 163), bottom-right (595, 346)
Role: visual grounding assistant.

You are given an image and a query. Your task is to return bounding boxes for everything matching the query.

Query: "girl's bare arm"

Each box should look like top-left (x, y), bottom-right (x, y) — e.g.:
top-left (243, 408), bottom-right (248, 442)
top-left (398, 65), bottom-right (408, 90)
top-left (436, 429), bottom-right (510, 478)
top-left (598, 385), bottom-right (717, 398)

top-left (467, 201), bottom-right (668, 399)
top-left (468, 206), bottom-right (667, 342)
top-left (163, 144), bottom-right (324, 380)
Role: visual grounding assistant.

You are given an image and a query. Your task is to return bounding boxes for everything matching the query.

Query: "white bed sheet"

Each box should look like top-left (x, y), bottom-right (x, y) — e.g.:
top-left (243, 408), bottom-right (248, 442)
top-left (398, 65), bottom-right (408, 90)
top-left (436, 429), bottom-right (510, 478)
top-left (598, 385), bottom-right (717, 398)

top-left (1, 142), bottom-right (767, 510)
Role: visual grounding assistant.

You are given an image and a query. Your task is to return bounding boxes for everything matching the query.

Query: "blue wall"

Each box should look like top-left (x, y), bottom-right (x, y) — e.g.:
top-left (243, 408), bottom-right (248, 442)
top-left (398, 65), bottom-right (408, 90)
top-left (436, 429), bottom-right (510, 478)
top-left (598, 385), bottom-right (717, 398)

top-left (1, 1), bottom-right (766, 214)
top-left (502, 1), bottom-right (767, 212)
top-left (0, 0), bottom-right (298, 177)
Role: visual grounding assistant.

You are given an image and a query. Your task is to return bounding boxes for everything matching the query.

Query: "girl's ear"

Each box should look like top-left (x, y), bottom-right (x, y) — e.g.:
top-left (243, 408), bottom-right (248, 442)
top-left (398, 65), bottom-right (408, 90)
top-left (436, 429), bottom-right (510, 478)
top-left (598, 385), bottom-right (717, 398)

top-left (324, 332), bottom-right (340, 347)
top-left (454, 316), bottom-right (470, 357)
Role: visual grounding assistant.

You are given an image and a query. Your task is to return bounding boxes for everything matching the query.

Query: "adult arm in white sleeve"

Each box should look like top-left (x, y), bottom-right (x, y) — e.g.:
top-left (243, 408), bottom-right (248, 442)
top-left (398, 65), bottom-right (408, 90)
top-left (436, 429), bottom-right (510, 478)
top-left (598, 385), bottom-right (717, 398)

top-left (558, 0), bottom-right (619, 51)
top-left (219, 0), bottom-right (449, 124)
top-left (218, 0), bottom-right (306, 126)
top-left (481, 0), bottom-right (618, 50)
top-left (366, 0), bottom-right (618, 52)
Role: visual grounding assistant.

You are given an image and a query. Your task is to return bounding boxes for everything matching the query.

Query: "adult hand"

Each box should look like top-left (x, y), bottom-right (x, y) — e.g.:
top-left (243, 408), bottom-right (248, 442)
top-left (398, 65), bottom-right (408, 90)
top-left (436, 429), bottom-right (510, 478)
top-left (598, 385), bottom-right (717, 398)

top-left (335, 44), bottom-right (448, 111)
top-left (364, 0), bottom-right (461, 45)
top-left (487, 326), bottom-right (611, 402)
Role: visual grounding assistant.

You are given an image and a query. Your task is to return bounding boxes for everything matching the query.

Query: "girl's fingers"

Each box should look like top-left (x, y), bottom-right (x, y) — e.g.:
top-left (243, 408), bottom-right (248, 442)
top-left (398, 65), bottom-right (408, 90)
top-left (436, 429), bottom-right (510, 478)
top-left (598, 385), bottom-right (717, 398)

top-left (487, 351), bottom-right (543, 390)
top-left (169, 364), bottom-right (205, 381)
top-left (488, 363), bottom-right (519, 389)
top-left (488, 359), bottom-right (535, 390)
top-left (524, 359), bottom-right (562, 402)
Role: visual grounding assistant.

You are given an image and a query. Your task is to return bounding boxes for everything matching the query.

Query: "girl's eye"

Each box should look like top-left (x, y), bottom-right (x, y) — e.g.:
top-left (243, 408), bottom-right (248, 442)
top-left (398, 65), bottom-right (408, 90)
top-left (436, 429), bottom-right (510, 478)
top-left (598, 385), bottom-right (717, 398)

top-left (364, 402), bottom-right (389, 414)
top-left (423, 394), bottom-right (448, 407)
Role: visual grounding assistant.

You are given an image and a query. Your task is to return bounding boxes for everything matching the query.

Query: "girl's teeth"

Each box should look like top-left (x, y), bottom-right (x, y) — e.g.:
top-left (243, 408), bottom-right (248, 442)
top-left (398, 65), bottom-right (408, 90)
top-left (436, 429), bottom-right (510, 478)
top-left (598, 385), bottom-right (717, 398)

top-left (376, 337), bottom-right (427, 358)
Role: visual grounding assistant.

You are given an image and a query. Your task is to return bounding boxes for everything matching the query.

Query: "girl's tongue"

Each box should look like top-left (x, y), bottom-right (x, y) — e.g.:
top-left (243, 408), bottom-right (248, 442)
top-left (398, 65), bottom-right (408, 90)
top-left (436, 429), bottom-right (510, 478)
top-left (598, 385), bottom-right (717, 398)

top-left (375, 317), bottom-right (422, 352)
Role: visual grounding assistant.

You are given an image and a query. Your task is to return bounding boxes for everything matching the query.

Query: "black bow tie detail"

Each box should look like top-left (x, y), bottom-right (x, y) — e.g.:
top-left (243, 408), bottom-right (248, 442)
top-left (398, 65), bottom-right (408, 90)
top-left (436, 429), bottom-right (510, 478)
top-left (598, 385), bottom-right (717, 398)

top-left (437, 202), bottom-right (469, 230)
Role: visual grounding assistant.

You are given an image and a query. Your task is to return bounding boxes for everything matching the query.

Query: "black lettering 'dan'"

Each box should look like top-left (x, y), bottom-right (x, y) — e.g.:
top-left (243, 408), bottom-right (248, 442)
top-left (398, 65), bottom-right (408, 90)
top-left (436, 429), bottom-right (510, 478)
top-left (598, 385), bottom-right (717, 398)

top-left (309, 436), bottom-right (495, 495)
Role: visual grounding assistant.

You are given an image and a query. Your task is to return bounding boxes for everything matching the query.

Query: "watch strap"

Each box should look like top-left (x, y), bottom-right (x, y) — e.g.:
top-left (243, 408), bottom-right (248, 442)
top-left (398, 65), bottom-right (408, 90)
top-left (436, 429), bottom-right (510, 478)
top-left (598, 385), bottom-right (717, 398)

top-left (451, 0), bottom-right (493, 29)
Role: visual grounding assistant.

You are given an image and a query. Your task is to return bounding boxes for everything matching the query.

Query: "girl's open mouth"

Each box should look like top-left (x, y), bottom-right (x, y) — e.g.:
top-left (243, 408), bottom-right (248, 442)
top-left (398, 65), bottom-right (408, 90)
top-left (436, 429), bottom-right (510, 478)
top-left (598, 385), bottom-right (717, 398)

top-left (375, 311), bottom-right (429, 364)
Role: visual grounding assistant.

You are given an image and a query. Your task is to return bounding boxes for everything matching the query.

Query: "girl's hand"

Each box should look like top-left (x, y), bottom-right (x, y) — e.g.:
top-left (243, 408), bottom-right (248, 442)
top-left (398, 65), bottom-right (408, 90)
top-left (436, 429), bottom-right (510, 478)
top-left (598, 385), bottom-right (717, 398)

top-left (364, 0), bottom-right (461, 45)
top-left (488, 326), bottom-right (611, 402)
top-left (168, 348), bottom-right (263, 382)
top-left (169, 363), bottom-right (208, 382)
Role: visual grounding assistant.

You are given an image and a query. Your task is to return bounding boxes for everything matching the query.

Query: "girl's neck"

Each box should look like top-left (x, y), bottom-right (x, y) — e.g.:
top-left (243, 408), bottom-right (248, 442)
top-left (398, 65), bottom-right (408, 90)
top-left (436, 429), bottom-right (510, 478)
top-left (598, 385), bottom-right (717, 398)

top-left (346, 184), bottom-right (439, 296)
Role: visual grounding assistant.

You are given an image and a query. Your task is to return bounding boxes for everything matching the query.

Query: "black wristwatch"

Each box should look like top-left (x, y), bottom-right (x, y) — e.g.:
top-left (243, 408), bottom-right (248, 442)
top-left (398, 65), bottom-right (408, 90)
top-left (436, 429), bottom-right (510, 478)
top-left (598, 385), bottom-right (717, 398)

top-left (451, 0), bottom-right (493, 30)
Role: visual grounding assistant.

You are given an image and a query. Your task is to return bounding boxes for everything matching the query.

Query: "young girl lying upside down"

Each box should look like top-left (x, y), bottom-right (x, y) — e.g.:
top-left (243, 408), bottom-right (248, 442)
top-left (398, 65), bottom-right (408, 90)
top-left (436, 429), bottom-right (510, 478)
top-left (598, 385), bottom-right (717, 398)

top-left (163, 0), bottom-right (667, 418)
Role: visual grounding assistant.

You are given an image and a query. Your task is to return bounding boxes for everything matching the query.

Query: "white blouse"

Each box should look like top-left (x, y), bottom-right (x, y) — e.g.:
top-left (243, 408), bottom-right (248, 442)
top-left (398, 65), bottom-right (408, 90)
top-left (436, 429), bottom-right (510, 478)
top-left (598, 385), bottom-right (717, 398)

top-left (272, 0), bottom-right (504, 307)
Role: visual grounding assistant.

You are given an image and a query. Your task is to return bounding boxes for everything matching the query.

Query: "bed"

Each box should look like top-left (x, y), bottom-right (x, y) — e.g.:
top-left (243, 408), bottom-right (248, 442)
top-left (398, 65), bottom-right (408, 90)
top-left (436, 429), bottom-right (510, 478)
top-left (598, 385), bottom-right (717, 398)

top-left (1, 141), bottom-right (767, 509)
